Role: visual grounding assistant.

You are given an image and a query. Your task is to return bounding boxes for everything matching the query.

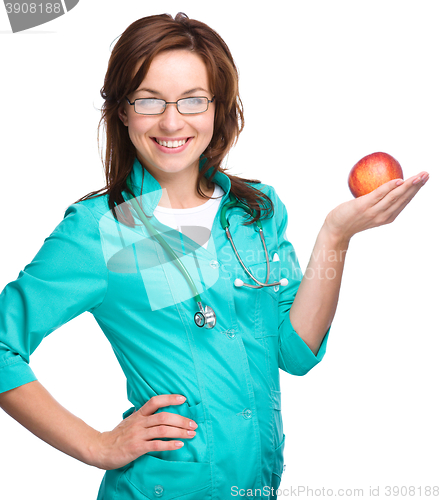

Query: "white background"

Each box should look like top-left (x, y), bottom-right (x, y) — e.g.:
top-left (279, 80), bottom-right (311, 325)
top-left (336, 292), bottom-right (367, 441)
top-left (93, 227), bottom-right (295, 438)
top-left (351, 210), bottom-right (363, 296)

top-left (0, 1), bottom-right (439, 498)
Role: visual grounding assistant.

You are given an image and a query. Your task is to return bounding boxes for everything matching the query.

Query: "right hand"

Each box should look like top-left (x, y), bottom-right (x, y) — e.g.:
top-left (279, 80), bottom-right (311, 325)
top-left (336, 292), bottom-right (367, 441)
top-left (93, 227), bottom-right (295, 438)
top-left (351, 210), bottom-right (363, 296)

top-left (90, 394), bottom-right (198, 470)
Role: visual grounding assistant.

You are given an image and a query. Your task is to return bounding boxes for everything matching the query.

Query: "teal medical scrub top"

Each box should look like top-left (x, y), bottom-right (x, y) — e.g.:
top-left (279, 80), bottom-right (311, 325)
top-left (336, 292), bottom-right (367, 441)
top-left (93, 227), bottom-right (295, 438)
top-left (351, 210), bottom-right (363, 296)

top-left (0, 157), bottom-right (330, 499)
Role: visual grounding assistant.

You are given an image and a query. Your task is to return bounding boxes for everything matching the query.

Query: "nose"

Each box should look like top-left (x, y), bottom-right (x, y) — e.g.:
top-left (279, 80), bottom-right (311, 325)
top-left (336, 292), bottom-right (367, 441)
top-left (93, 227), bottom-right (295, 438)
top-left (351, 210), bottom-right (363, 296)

top-left (158, 103), bottom-right (185, 132)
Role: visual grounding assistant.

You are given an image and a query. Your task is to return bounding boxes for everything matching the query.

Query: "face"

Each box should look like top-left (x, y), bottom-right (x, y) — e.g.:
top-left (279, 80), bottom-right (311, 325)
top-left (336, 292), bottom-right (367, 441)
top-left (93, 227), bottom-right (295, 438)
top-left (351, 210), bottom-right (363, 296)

top-left (118, 50), bottom-right (215, 183)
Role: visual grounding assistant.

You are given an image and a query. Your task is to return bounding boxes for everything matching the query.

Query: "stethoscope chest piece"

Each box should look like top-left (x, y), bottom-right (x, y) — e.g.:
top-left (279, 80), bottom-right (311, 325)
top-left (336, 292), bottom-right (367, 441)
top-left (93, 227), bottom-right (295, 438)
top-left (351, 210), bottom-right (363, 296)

top-left (194, 302), bottom-right (216, 329)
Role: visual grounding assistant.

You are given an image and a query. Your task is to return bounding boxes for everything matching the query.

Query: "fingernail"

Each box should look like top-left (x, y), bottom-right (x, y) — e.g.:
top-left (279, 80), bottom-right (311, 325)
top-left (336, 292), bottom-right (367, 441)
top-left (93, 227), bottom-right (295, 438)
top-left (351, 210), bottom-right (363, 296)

top-left (175, 441), bottom-right (184, 447)
top-left (187, 430), bottom-right (196, 436)
top-left (396, 179), bottom-right (404, 186)
top-left (189, 421), bottom-right (197, 428)
top-left (412, 177), bottom-right (421, 185)
top-left (177, 396), bottom-right (186, 402)
top-left (422, 177), bottom-right (429, 185)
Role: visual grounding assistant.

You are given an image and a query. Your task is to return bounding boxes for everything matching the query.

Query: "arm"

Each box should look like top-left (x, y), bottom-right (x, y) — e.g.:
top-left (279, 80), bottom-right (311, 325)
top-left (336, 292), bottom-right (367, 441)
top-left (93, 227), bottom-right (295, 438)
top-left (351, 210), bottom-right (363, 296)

top-left (289, 225), bottom-right (349, 356)
top-left (0, 202), bottom-right (202, 471)
top-left (0, 380), bottom-right (100, 466)
top-left (0, 382), bottom-right (201, 471)
top-left (289, 171), bottom-right (428, 356)
top-left (0, 203), bottom-right (108, 465)
top-left (274, 189), bottom-right (332, 376)
top-left (0, 202), bottom-right (108, 394)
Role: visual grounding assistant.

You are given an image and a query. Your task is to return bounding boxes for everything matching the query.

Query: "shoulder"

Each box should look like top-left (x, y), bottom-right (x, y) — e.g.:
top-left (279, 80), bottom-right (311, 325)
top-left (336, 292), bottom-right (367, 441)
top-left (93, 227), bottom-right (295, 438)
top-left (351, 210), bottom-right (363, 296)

top-left (52, 193), bottom-right (115, 245)
top-left (245, 181), bottom-right (289, 234)
top-left (64, 193), bottom-right (112, 226)
top-left (245, 180), bottom-right (285, 213)
top-left (244, 179), bottom-right (280, 201)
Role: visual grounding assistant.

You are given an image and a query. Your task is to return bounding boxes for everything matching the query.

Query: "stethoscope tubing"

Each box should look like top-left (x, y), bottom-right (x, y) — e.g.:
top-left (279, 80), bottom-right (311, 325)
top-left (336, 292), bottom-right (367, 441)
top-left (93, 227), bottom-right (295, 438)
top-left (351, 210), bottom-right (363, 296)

top-left (125, 183), bottom-right (203, 304)
top-left (124, 178), bottom-right (287, 328)
top-left (225, 227), bottom-right (275, 289)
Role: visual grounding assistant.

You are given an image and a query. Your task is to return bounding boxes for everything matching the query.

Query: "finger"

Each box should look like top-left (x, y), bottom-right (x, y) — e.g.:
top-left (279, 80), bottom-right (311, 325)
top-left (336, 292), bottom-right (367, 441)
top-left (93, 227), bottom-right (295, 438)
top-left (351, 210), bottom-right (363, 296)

top-left (145, 423), bottom-right (197, 443)
top-left (146, 411), bottom-right (198, 431)
top-left (378, 176), bottom-right (427, 223)
top-left (143, 438), bottom-right (186, 454)
top-left (358, 179), bottom-right (404, 206)
top-left (363, 171), bottom-right (428, 206)
top-left (380, 173), bottom-right (427, 206)
top-left (139, 394), bottom-right (187, 417)
top-left (411, 172), bottom-right (430, 185)
top-left (368, 174), bottom-right (427, 225)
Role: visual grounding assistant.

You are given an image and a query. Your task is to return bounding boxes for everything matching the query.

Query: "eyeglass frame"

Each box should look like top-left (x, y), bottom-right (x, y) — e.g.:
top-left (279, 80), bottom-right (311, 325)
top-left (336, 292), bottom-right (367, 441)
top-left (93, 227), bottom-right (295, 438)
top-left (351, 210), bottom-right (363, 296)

top-left (125, 95), bottom-right (216, 115)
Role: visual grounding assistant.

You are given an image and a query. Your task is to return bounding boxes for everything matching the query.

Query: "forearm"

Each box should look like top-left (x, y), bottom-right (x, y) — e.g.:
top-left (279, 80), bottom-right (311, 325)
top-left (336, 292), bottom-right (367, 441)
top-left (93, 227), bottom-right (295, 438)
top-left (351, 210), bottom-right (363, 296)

top-left (289, 222), bottom-right (350, 355)
top-left (0, 380), bottom-right (100, 467)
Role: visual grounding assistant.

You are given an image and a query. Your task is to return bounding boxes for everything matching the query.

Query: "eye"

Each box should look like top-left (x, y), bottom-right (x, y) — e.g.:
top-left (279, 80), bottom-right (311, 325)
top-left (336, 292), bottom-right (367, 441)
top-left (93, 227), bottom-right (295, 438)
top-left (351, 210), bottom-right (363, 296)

top-left (178, 97), bottom-right (209, 114)
top-left (139, 98), bottom-right (162, 109)
top-left (135, 98), bottom-right (165, 114)
top-left (185, 97), bottom-right (205, 105)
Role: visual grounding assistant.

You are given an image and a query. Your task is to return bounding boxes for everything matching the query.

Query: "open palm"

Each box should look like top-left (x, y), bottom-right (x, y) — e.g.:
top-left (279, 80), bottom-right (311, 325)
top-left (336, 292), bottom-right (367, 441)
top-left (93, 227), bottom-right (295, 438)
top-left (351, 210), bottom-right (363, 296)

top-left (324, 172), bottom-right (429, 241)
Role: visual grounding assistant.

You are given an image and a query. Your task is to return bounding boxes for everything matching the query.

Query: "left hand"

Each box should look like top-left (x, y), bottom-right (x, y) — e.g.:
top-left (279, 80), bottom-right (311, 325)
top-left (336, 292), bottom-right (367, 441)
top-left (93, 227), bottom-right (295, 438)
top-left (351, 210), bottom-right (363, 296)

top-left (324, 171), bottom-right (430, 242)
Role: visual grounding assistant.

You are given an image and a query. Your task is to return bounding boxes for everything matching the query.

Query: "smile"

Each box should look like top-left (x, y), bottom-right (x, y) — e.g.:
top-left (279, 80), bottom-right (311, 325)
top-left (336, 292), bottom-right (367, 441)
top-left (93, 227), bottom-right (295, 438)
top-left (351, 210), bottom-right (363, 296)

top-left (154, 137), bottom-right (190, 148)
top-left (151, 136), bottom-right (193, 154)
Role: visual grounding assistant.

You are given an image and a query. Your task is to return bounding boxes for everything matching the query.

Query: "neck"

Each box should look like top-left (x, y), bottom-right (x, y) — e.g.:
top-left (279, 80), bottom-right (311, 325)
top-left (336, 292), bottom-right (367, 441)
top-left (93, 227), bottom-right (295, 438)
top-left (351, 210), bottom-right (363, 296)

top-left (153, 167), bottom-right (214, 209)
top-left (158, 179), bottom-right (214, 209)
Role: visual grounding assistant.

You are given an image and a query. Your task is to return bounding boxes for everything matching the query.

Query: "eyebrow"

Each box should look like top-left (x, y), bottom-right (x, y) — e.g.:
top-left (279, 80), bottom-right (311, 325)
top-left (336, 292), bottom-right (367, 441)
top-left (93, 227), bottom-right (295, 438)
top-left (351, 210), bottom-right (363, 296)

top-left (134, 87), bottom-right (209, 96)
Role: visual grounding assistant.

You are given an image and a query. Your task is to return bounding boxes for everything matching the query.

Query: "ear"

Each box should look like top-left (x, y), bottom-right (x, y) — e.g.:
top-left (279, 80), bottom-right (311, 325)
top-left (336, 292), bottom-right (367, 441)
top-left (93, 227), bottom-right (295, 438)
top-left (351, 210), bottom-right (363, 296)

top-left (118, 103), bottom-right (129, 127)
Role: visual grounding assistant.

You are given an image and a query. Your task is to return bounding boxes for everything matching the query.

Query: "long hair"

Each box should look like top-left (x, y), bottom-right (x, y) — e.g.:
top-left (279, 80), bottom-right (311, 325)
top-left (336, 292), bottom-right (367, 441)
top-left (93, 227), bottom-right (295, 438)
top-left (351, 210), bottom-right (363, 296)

top-left (74, 12), bottom-right (274, 227)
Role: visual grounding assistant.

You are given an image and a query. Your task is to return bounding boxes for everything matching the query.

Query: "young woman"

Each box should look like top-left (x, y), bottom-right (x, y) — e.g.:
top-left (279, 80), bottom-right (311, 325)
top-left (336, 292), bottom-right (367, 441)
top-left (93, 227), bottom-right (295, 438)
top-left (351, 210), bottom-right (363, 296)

top-left (0, 12), bottom-right (429, 499)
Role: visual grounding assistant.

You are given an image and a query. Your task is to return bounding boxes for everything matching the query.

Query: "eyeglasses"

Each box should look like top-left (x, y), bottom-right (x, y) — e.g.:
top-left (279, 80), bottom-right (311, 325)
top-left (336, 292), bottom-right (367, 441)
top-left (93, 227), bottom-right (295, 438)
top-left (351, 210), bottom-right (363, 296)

top-left (125, 96), bottom-right (215, 115)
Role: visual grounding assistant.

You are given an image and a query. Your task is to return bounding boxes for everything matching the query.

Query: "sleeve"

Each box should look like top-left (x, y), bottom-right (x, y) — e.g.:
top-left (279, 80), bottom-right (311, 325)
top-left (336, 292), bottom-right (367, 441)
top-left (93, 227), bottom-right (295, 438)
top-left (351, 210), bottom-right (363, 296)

top-left (272, 187), bottom-right (331, 376)
top-left (0, 202), bottom-right (108, 394)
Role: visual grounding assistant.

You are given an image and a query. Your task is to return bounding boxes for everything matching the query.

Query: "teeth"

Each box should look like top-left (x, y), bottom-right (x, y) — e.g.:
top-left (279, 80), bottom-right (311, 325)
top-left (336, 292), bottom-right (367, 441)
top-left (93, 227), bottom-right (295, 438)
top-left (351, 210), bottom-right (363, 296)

top-left (157, 139), bottom-right (187, 148)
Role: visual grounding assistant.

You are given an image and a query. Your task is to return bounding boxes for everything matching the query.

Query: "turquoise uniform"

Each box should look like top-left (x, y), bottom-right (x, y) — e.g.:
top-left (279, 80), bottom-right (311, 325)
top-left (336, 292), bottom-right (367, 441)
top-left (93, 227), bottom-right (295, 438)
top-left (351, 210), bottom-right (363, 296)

top-left (0, 157), bottom-right (330, 499)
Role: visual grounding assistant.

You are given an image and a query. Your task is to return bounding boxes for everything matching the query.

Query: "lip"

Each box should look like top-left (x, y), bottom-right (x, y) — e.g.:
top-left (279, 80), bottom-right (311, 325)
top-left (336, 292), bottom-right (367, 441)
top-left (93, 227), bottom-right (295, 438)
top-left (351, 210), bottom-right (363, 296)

top-left (151, 136), bottom-right (193, 154)
top-left (154, 136), bottom-right (191, 142)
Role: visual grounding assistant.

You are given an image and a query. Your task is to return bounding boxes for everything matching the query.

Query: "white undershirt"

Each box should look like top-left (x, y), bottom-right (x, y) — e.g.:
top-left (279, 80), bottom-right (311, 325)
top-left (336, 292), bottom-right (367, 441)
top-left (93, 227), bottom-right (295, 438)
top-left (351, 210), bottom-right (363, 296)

top-left (153, 184), bottom-right (225, 249)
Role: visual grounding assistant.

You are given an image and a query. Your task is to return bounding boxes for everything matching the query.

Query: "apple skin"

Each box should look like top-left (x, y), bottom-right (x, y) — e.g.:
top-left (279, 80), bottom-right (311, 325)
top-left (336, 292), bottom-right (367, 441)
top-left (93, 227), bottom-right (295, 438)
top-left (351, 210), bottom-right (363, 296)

top-left (348, 152), bottom-right (404, 198)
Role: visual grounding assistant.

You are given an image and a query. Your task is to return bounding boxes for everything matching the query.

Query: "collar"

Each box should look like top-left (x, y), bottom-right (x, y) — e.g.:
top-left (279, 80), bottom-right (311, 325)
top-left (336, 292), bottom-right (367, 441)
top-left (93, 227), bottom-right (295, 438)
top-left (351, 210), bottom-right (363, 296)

top-left (128, 156), bottom-right (232, 216)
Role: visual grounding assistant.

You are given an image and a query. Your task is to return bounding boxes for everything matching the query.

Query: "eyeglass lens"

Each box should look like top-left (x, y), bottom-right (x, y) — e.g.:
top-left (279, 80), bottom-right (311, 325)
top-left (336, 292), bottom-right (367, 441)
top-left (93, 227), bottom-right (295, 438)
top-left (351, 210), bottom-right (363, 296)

top-left (135, 97), bottom-right (209, 115)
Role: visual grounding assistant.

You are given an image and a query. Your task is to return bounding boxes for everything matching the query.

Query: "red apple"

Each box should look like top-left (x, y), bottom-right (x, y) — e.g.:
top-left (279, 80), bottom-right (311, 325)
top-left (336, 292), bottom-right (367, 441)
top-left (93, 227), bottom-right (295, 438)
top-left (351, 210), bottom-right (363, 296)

top-left (348, 152), bottom-right (404, 198)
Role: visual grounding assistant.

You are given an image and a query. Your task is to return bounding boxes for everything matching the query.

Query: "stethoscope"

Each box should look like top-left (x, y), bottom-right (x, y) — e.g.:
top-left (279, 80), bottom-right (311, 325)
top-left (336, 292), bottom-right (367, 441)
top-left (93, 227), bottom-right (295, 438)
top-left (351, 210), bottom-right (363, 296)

top-left (125, 178), bottom-right (288, 329)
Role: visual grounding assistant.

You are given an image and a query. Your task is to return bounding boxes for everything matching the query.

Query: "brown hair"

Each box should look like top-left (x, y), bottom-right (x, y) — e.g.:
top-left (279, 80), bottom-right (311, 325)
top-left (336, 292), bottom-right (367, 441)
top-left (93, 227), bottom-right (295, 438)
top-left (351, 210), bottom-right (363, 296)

top-left (74, 12), bottom-right (274, 227)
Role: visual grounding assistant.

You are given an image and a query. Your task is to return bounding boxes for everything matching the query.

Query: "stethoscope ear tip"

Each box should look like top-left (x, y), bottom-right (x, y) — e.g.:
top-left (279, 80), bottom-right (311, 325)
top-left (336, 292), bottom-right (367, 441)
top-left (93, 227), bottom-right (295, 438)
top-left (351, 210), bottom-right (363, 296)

top-left (280, 278), bottom-right (289, 286)
top-left (234, 278), bottom-right (244, 287)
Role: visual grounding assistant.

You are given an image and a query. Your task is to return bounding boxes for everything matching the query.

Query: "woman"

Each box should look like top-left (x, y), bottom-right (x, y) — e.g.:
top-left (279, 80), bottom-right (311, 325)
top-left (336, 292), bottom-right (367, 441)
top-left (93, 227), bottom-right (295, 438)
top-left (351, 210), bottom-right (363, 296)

top-left (0, 12), bottom-right (429, 499)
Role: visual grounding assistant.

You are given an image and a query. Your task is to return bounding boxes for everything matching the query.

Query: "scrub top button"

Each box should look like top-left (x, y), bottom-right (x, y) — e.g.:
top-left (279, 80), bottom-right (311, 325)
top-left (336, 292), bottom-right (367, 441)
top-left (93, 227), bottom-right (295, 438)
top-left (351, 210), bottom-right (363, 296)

top-left (243, 409), bottom-right (252, 419)
top-left (226, 329), bottom-right (236, 339)
top-left (210, 260), bottom-right (219, 269)
top-left (154, 484), bottom-right (164, 497)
